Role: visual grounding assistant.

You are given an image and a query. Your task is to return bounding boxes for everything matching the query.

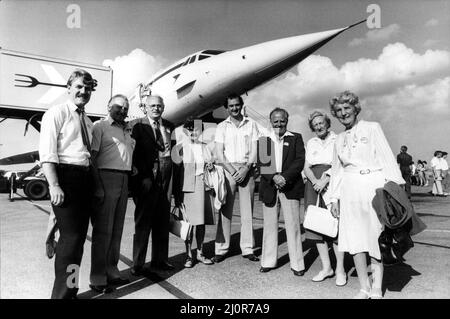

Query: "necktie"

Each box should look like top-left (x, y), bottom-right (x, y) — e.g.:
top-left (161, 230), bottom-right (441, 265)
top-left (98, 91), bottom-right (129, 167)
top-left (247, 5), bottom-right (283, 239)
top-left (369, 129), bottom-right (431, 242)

top-left (76, 108), bottom-right (92, 155)
top-left (153, 121), bottom-right (165, 152)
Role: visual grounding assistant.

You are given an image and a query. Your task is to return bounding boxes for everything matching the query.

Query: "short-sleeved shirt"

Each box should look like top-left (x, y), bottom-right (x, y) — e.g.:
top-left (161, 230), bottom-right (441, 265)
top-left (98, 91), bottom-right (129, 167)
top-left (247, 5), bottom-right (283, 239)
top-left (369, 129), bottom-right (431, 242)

top-left (305, 131), bottom-right (337, 166)
top-left (91, 116), bottom-right (135, 171)
top-left (214, 116), bottom-right (259, 163)
top-left (39, 100), bottom-right (93, 167)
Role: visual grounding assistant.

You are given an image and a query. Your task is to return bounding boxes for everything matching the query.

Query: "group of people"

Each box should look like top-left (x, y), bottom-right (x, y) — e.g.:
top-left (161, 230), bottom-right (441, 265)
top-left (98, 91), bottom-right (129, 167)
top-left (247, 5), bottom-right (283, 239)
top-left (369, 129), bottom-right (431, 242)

top-left (40, 68), bottom-right (416, 299)
top-left (397, 146), bottom-right (449, 197)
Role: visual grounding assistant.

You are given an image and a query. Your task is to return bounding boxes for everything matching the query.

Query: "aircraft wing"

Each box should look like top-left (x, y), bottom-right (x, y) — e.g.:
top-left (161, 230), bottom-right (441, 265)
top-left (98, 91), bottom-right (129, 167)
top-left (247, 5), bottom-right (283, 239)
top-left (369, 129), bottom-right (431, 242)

top-left (0, 151), bottom-right (39, 165)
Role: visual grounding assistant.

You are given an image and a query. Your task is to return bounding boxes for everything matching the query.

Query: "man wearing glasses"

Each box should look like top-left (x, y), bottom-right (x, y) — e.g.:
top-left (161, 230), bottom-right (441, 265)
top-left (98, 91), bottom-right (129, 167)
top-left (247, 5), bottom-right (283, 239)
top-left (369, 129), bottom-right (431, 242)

top-left (130, 95), bottom-right (175, 275)
top-left (89, 94), bottom-right (135, 293)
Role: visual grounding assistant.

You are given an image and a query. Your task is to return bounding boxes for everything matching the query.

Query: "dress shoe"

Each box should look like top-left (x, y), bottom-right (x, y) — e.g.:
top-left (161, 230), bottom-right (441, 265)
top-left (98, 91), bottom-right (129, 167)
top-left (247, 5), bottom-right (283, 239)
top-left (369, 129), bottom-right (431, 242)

top-left (259, 267), bottom-right (274, 273)
top-left (46, 240), bottom-right (56, 259)
top-left (130, 266), bottom-right (152, 276)
top-left (311, 269), bottom-right (334, 282)
top-left (291, 268), bottom-right (305, 276)
top-left (108, 277), bottom-right (130, 286)
top-left (211, 254), bottom-right (226, 263)
top-left (89, 284), bottom-right (113, 294)
top-left (152, 261), bottom-right (175, 271)
top-left (242, 254), bottom-right (259, 262)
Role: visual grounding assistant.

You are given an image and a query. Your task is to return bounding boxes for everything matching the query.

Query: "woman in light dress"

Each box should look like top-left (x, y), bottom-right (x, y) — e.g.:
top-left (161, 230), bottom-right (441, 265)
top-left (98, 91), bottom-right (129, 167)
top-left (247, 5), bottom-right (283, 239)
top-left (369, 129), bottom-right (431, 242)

top-left (303, 111), bottom-right (346, 286)
top-left (328, 91), bottom-right (404, 299)
top-left (174, 119), bottom-right (215, 268)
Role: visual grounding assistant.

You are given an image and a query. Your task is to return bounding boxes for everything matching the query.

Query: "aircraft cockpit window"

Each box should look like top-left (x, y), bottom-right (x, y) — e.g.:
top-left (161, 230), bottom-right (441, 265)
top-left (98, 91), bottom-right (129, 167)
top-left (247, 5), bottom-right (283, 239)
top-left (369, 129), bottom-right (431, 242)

top-left (188, 56), bottom-right (196, 64)
top-left (201, 50), bottom-right (226, 55)
top-left (182, 57), bottom-right (190, 66)
top-left (198, 55), bottom-right (210, 61)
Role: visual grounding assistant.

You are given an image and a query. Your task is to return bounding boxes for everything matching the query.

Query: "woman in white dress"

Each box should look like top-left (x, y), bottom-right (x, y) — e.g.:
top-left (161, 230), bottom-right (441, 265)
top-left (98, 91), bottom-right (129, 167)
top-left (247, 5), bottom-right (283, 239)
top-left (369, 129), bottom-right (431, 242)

top-left (328, 91), bottom-right (404, 299)
top-left (303, 111), bottom-right (346, 286)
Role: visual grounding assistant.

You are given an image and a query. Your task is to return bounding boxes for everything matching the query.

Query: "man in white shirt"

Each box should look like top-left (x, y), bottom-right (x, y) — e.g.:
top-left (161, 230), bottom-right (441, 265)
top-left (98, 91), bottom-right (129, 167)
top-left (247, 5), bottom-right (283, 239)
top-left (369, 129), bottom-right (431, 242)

top-left (431, 151), bottom-right (445, 196)
top-left (39, 69), bottom-right (96, 299)
top-left (257, 108), bottom-right (306, 276)
top-left (213, 94), bottom-right (259, 262)
top-left (440, 151), bottom-right (449, 194)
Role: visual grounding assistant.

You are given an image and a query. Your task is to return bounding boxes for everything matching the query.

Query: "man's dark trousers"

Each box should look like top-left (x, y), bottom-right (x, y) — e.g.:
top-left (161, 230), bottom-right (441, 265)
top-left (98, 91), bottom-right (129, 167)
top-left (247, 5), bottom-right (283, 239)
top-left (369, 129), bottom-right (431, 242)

top-left (51, 164), bottom-right (92, 299)
top-left (133, 158), bottom-right (172, 268)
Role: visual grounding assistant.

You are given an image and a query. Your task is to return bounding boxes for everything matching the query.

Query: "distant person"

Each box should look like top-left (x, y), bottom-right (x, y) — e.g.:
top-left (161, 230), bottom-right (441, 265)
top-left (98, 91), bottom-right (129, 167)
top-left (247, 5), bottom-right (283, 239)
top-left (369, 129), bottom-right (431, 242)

top-left (328, 91), bottom-right (404, 299)
top-left (257, 108), bottom-right (305, 276)
top-left (440, 151), bottom-right (449, 195)
top-left (397, 145), bottom-right (413, 198)
top-left (213, 93), bottom-right (259, 263)
top-left (39, 69), bottom-right (97, 299)
top-left (131, 95), bottom-right (175, 275)
top-left (173, 119), bottom-right (215, 268)
top-left (410, 161), bottom-right (418, 186)
top-left (89, 95), bottom-right (135, 293)
top-left (431, 151), bottom-right (445, 196)
top-left (416, 160), bottom-right (426, 187)
top-left (422, 160), bottom-right (431, 187)
top-left (303, 111), bottom-right (346, 286)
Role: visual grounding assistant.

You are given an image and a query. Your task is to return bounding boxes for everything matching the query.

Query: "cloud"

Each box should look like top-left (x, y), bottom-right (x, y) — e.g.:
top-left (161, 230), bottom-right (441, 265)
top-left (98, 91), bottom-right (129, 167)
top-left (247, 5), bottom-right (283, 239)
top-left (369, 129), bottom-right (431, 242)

top-left (423, 39), bottom-right (440, 47)
top-left (425, 18), bottom-right (439, 27)
top-left (349, 24), bottom-right (400, 46)
top-left (103, 49), bottom-right (165, 96)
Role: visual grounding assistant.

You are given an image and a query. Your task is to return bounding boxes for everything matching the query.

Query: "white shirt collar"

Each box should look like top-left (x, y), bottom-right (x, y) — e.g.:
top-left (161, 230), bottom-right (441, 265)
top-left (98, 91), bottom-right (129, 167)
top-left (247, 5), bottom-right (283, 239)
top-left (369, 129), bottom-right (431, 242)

top-left (270, 130), bottom-right (294, 142)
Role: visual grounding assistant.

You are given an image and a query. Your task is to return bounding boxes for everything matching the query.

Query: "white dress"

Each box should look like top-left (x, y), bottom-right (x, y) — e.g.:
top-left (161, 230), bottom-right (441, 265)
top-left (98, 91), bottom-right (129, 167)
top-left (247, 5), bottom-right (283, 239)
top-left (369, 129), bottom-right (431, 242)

top-left (329, 120), bottom-right (404, 259)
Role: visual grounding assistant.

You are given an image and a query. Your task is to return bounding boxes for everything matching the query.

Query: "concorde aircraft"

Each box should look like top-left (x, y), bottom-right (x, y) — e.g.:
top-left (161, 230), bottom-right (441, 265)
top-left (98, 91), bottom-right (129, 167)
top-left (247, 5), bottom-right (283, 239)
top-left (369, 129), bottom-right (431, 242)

top-left (0, 20), bottom-right (365, 167)
top-left (128, 20), bottom-right (366, 125)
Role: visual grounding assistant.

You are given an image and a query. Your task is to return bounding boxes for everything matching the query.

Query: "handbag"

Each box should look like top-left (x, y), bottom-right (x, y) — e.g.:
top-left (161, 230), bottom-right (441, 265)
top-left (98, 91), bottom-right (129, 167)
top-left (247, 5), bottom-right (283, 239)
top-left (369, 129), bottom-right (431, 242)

top-left (169, 203), bottom-right (193, 241)
top-left (304, 193), bottom-right (338, 238)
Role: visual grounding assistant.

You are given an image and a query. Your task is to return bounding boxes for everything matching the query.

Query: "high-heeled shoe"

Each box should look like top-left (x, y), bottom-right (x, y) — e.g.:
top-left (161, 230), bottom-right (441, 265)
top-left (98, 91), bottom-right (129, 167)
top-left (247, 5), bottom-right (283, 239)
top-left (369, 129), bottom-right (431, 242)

top-left (311, 269), bottom-right (334, 282)
top-left (353, 289), bottom-right (371, 299)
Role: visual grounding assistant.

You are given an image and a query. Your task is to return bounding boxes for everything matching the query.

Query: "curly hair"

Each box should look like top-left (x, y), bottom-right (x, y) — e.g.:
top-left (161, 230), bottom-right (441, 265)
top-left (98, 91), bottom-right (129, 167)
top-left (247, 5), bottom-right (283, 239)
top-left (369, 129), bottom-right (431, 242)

top-left (308, 110), bottom-right (331, 132)
top-left (329, 90), bottom-right (361, 117)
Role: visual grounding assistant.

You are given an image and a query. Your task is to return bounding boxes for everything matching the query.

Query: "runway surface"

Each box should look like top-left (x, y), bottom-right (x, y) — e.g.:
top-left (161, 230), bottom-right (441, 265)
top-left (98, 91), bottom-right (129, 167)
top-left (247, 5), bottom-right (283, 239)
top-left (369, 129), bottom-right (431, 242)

top-left (1, 185), bottom-right (449, 299)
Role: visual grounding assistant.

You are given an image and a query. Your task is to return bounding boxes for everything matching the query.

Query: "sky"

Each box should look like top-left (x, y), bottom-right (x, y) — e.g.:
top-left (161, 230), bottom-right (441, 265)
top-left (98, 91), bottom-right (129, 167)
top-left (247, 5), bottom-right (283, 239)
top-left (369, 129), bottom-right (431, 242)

top-left (0, 0), bottom-right (449, 171)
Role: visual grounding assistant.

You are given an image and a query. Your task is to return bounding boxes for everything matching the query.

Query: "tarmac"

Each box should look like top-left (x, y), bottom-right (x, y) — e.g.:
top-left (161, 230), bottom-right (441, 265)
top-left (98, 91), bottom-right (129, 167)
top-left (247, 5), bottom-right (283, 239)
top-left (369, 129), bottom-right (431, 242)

top-left (1, 184), bottom-right (449, 299)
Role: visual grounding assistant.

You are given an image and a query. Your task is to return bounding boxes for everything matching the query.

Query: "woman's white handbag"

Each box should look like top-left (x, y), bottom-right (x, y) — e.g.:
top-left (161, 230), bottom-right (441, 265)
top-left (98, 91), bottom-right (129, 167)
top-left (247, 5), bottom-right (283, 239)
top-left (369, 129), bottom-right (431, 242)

top-left (304, 194), bottom-right (338, 238)
top-left (169, 203), bottom-right (193, 241)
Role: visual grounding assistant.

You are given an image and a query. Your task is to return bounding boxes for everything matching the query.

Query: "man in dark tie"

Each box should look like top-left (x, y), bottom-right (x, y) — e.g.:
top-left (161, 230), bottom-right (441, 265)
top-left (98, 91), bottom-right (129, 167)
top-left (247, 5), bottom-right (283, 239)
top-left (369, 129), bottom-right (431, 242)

top-left (256, 107), bottom-right (306, 276)
top-left (130, 95), bottom-right (175, 275)
top-left (39, 69), bottom-right (97, 299)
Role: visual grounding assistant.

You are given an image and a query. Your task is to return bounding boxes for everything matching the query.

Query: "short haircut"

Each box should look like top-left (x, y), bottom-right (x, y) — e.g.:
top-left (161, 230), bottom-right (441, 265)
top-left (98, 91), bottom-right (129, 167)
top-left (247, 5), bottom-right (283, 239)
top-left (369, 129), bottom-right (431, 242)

top-left (108, 94), bottom-right (129, 107)
top-left (308, 110), bottom-right (331, 131)
top-left (329, 90), bottom-right (361, 117)
top-left (67, 68), bottom-right (97, 91)
top-left (146, 94), bottom-right (164, 106)
top-left (223, 93), bottom-right (243, 108)
top-left (269, 107), bottom-right (289, 120)
top-left (401, 145), bottom-right (408, 152)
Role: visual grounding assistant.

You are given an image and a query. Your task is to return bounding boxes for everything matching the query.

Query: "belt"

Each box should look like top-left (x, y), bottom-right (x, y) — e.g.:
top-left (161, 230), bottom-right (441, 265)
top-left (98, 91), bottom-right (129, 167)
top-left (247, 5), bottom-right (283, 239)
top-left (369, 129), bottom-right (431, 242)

top-left (99, 168), bottom-right (130, 174)
top-left (344, 167), bottom-right (382, 175)
top-left (57, 163), bottom-right (90, 172)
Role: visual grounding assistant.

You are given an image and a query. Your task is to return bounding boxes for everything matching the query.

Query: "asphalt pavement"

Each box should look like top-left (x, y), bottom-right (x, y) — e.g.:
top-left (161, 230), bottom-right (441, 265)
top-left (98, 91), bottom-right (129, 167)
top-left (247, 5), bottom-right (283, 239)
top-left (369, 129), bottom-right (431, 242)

top-left (1, 185), bottom-right (449, 299)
